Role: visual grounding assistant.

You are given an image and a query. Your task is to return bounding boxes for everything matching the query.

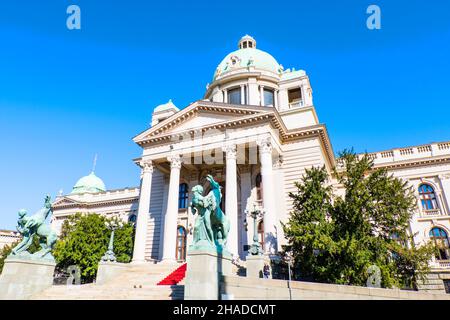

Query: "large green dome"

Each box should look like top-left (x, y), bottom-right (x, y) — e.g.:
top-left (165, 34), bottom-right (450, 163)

top-left (71, 172), bottom-right (106, 194)
top-left (214, 35), bottom-right (282, 80)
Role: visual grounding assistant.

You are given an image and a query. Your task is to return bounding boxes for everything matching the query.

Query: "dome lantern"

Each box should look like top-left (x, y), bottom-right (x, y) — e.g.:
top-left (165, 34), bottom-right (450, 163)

top-left (238, 35), bottom-right (256, 49)
top-left (213, 36), bottom-right (281, 81)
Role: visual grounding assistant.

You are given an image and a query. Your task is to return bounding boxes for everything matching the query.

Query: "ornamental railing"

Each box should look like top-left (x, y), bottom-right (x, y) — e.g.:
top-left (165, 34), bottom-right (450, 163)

top-left (422, 209), bottom-right (442, 217)
top-left (349, 141), bottom-right (450, 167)
top-left (437, 260), bottom-right (450, 268)
top-left (288, 100), bottom-right (304, 109)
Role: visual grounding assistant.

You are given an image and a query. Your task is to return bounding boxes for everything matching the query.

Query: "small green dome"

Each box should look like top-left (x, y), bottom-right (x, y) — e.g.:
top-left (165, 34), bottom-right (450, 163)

top-left (71, 172), bottom-right (106, 194)
top-left (214, 36), bottom-right (282, 80)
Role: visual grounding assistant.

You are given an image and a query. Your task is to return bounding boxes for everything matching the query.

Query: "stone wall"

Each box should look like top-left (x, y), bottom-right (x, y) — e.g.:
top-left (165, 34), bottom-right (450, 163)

top-left (221, 275), bottom-right (450, 300)
top-left (418, 269), bottom-right (450, 293)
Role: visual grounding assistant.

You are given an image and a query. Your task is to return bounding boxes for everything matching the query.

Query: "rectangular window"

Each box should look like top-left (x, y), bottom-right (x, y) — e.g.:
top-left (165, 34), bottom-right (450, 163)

top-left (444, 280), bottom-right (450, 294)
top-left (228, 88), bottom-right (241, 105)
top-left (178, 183), bottom-right (189, 209)
top-left (288, 88), bottom-right (302, 108)
top-left (263, 89), bottom-right (274, 106)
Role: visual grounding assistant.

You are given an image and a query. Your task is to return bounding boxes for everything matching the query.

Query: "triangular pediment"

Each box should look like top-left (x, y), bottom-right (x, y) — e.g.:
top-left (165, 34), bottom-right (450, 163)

top-left (52, 197), bottom-right (81, 207)
top-left (169, 111), bottom-right (248, 133)
top-left (133, 101), bottom-right (273, 143)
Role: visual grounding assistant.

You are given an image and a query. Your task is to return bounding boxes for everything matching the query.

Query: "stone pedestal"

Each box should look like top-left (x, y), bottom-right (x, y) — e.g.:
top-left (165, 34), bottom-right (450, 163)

top-left (246, 255), bottom-right (270, 278)
top-left (96, 261), bottom-right (128, 285)
top-left (0, 257), bottom-right (56, 300)
top-left (184, 249), bottom-right (233, 300)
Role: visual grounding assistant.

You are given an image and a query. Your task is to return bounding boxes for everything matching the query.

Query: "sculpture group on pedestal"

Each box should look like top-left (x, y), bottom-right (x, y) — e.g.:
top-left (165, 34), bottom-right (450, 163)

top-left (190, 175), bottom-right (230, 253)
top-left (9, 195), bottom-right (57, 262)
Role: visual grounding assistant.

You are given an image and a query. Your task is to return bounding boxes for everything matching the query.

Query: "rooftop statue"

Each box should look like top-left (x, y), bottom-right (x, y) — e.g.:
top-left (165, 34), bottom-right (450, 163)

top-left (190, 175), bottom-right (230, 253)
top-left (10, 195), bottom-right (57, 262)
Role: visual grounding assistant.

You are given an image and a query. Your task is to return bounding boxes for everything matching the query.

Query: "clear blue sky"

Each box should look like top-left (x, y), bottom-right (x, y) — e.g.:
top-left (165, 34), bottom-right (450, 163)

top-left (0, 0), bottom-right (449, 229)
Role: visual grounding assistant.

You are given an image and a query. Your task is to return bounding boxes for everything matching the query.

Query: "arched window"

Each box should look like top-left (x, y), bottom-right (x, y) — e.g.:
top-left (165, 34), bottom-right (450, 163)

top-left (176, 226), bottom-right (187, 261)
top-left (255, 173), bottom-right (263, 204)
top-left (419, 184), bottom-right (438, 210)
top-left (429, 227), bottom-right (450, 260)
top-left (178, 183), bottom-right (189, 209)
top-left (258, 220), bottom-right (264, 250)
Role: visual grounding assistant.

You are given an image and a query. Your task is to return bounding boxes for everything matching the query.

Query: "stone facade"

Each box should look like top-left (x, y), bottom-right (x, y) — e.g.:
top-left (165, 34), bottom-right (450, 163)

top-left (0, 230), bottom-right (21, 250)
top-left (51, 187), bottom-right (139, 235)
top-left (48, 35), bottom-right (450, 293)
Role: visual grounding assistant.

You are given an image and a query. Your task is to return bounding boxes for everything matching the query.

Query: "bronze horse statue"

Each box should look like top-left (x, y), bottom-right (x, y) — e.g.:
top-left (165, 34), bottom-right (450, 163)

top-left (11, 195), bottom-right (57, 260)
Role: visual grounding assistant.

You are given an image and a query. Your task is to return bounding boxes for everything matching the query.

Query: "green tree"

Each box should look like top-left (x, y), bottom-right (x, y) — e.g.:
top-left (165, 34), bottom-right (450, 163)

top-left (0, 242), bottom-right (18, 274)
top-left (281, 165), bottom-right (336, 282)
top-left (53, 213), bottom-right (134, 283)
top-left (283, 150), bottom-right (435, 289)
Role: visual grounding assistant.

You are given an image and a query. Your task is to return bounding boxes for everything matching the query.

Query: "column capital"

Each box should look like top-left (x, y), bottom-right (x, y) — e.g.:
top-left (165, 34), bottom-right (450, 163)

top-left (139, 159), bottom-right (154, 174)
top-left (257, 138), bottom-right (272, 154)
top-left (273, 155), bottom-right (283, 169)
top-left (167, 154), bottom-right (182, 169)
top-left (222, 144), bottom-right (237, 159)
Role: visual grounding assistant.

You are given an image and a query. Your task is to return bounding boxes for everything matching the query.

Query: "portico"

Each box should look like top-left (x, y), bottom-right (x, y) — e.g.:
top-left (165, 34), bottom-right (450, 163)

top-left (132, 113), bottom-right (285, 262)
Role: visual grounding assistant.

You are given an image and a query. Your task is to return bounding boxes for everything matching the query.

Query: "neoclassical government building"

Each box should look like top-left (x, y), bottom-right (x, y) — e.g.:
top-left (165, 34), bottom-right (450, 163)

top-left (51, 35), bottom-right (450, 291)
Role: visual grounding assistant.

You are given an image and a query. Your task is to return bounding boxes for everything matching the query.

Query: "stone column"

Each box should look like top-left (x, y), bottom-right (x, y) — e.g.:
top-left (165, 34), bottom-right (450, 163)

top-left (223, 145), bottom-right (238, 257)
top-left (132, 160), bottom-right (153, 263)
top-left (161, 155), bottom-right (182, 262)
top-left (240, 166), bottom-right (252, 258)
top-left (260, 85), bottom-right (265, 106)
top-left (240, 85), bottom-right (245, 105)
top-left (258, 138), bottom-right (277, 255)
top-left (300, 85), bottom-right (305, 106)
top-left (278, 88), bottom-right (288, 110)
top-left (248, 77), bottom-right (259, 105)
top-left (274, 90), bottom-right (278, 109)
top-left (223, 89), bottom-right (228, 103)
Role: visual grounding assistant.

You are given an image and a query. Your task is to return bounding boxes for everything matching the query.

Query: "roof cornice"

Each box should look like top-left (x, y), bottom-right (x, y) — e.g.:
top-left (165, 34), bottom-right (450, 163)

top-left (133, 101), bottom-right (336, 169)
top-left (373, 156), bottom-right (450, 170)
top-left (52, 196), bottom-right (139, 210)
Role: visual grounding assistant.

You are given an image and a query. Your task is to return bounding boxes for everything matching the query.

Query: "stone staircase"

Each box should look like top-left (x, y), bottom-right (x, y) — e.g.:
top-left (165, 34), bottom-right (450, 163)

top-left (30, 262), bottom-right (185, 300)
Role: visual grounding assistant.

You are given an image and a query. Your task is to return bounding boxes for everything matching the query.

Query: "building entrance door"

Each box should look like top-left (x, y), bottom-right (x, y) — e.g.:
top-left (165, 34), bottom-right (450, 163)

top-left (176, 226), bottom-right (187, 261)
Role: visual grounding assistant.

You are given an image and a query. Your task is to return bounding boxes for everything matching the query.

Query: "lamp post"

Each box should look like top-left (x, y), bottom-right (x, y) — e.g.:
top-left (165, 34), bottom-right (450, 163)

top-left (101, 220), bottom-right (119, 262)
top-left (244, 203), bottom-right (265, 256)
top-left (284, 251), bottom-right (294, 300)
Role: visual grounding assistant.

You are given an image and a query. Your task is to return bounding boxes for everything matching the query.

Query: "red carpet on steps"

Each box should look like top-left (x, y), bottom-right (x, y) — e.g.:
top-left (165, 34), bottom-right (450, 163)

top-left (157, 263), bottom-right (187, 285)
